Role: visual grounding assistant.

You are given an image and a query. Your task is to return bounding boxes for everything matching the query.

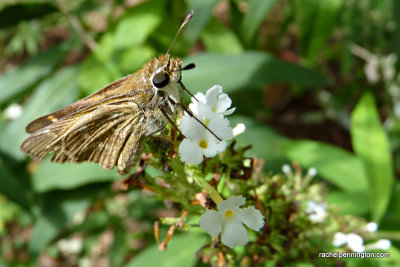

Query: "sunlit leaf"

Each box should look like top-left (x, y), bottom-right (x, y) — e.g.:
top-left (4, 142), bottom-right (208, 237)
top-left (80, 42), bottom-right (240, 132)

top-left (0, 43), bottom-right (70, 104)
top-left (282, 140), bottom-right (368, 192)
top-left (351, 92), bottom-right (394, 222)
top-left (114, 0), bottom-right (166, 50)
top-left (185, 0), bottom-right (219, 47)
top-left (124, 232), bottom-right (207, 267)
top-left (240, 0), bottom-right (278, 45)
top-left (78, 33), bottom-right (122, 95)
top-left (230, 116), bottom-right (289, 172)
top-left (183, 52), bottom-right (328, 94)
top-left (117, 45), bottom-right (157, 73)
top-left (78, 55), bottom-right (116, 95)
top-left (0, 66), bottom-right (79, 160)
top-left (327, 191), bottom-right (369, 216)
top-left (201, 17), bottom-right (243, 53)
top-left (32, 157), bottom-right (122, 193)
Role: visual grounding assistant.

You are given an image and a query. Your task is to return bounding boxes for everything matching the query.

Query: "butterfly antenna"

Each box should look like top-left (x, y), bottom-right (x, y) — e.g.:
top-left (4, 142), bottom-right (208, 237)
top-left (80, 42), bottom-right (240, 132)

top-left (166, 11), bottom-right (194, 55)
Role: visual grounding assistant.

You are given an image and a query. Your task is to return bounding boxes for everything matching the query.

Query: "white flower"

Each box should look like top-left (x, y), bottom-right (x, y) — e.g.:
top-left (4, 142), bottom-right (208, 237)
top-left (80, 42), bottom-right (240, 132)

top-left (306, 201), bottom-right (327, 223)
top-left (3, 103), bottom-right (23, 120)
top-left (373, 239), bottom-right (391, 250)
top-left (333, 232), bottom-right (348, 247)
top-left (179, 114), bottom-right (232, 165)
top-left (347, 233), bottom-right (365, 252)
top-left (179, 85), bottom-right (235, 165)
top-left (57, 237), bottom-right (83, 255)
top-left (189, 85), bottom-right (236, 116)
top-left (199, 195), bottom-right (264, 248)
top-left (366, 222), bottom-right (378, 232)
top-left (333, 232), bottom-right (365, 252)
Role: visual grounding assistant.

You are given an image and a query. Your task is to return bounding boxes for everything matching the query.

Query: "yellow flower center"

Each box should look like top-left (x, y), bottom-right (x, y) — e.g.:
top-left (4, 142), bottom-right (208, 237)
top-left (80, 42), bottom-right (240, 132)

top-left (199, 139), bottom-right (208, 149)
top-left (224, 210), bottom-right (234, 218)
top-left (204, 118), bottom-right (210, 126)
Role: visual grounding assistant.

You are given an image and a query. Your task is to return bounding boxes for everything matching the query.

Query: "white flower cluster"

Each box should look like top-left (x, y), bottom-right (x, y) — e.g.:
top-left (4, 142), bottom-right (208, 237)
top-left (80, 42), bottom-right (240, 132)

top-left (333, 224), bottom-right (391, 252)
top-left (199, 196), bottom-right (265, 248)
top-left (179, 85), bottom-right (236, 165)
top-left (333, 232), bottom-right (365, 252)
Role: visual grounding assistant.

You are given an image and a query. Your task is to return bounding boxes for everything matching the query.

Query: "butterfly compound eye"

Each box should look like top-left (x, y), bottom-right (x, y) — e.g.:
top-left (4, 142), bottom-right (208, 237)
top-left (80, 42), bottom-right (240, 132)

top-left (152, 72), bottom-right (169, 88)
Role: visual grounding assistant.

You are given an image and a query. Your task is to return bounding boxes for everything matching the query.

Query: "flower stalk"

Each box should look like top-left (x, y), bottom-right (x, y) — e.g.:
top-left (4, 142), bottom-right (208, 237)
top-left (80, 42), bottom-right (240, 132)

top-left (193, 175), bottom-right (223, 204)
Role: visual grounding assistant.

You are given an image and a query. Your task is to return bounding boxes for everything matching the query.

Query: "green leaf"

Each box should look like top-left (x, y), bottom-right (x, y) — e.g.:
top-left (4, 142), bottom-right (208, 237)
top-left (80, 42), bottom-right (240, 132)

top-left (0, 65), bottom-right (79, 160)
top-left (230, 116), bottom-right (289, 172)
top-left (295, 0), bottom-right (343, 61)
top-left (124, 232), bottom-right (207, 267)
top-left (383, 182), bottom-right (400, 228)
top-left (327, 191), bottom-right (369, 216)
top-left (0, 43), bottom-right (70, 104)
top-left (32, 158), bottom-right (122, 193)
top-left (393, 0), bottom-right (400, 72)
top-left (240, 0), bottom-right (278, 45)
top-left (201, 17), bottom-right (243, 53)
top-left (0, 158), bottom-right (30, 210)
top-left (0, 2), bottom-right (58, 28)
top-left (78, 55), bottom-right (116, 95)
top-left (114, 0), bottom-right (166, 50)
top-left (28, 184), bottom-right (103, 256)
top-left (282, 140), bottom-right (368, 192)
top-left (351, 92), bottom-right (394, 222)
top-left (182, 51), bottom-right (328, 94)
top-left (185, 0), bottom-right (219, 47)
top-left (117, 45), bottom-right (157, 73)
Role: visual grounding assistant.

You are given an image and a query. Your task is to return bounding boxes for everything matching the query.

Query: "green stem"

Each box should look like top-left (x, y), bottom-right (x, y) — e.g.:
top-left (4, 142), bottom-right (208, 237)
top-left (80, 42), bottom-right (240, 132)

top-left (371, 231), bottom-right (400, 241)
top-left (194, 176), bottom-right (223, 204)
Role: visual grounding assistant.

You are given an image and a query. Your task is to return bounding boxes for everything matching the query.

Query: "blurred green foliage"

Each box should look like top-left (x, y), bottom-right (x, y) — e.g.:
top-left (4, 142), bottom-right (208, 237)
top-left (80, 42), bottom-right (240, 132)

top-left (0, 0), bottom-right (399, 266)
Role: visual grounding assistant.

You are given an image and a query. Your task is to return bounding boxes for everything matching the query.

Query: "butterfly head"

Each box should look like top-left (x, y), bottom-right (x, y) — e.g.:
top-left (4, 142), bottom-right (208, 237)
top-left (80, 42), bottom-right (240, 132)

top-left (151, 54), bottom-right (182, 90)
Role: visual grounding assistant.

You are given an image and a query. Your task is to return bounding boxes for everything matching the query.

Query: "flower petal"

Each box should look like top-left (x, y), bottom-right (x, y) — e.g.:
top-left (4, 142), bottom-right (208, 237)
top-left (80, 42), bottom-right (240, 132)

top-left (180, 115), bottom-right (206, 140)
top-left (221, 220), bottom-right (249, 248)
top-left (199, 210), bottom-right (224, 237)
top-left (215, 93), bottom-right (232, 114)
top-left (178, 139), bottom-right (203, 165)
top-left (193, 92), bottom-right (206, 103)
top-left (203, 138), bottom-right (226, 158)
top-left (208, 116), bottom-right (233, 140)
top-left (189, 102), bottom-right (199, 115)
top-left (205, 85), bottom-right (222, 110)
top-left (238, 206), bottom-right (265, 231)
top-left (219, 107), bottom-right (236, 116)
top-left (198, 102), bottom-right (217, 120)
top-left (218, 196), bottom-right (246, 212)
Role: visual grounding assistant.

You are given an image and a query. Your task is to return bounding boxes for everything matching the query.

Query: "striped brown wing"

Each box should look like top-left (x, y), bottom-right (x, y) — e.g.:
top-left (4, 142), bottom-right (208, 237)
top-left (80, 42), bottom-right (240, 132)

top-left (21, 98), bottom-right (146, 175)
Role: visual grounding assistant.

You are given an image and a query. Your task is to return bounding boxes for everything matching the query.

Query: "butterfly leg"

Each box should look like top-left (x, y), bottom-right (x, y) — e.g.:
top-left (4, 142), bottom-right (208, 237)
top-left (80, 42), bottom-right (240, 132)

top-left (159, 107), bottom-right (184, 138)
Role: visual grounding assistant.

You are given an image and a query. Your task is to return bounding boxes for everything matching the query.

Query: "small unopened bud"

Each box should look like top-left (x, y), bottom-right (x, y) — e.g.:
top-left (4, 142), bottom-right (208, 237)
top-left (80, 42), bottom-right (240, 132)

top-left (307, 167), bottom-right (317, 177)
top-left (233, 123), bottom-right (246, 136)
top-left (282, 164), bottom-right (292, 175)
